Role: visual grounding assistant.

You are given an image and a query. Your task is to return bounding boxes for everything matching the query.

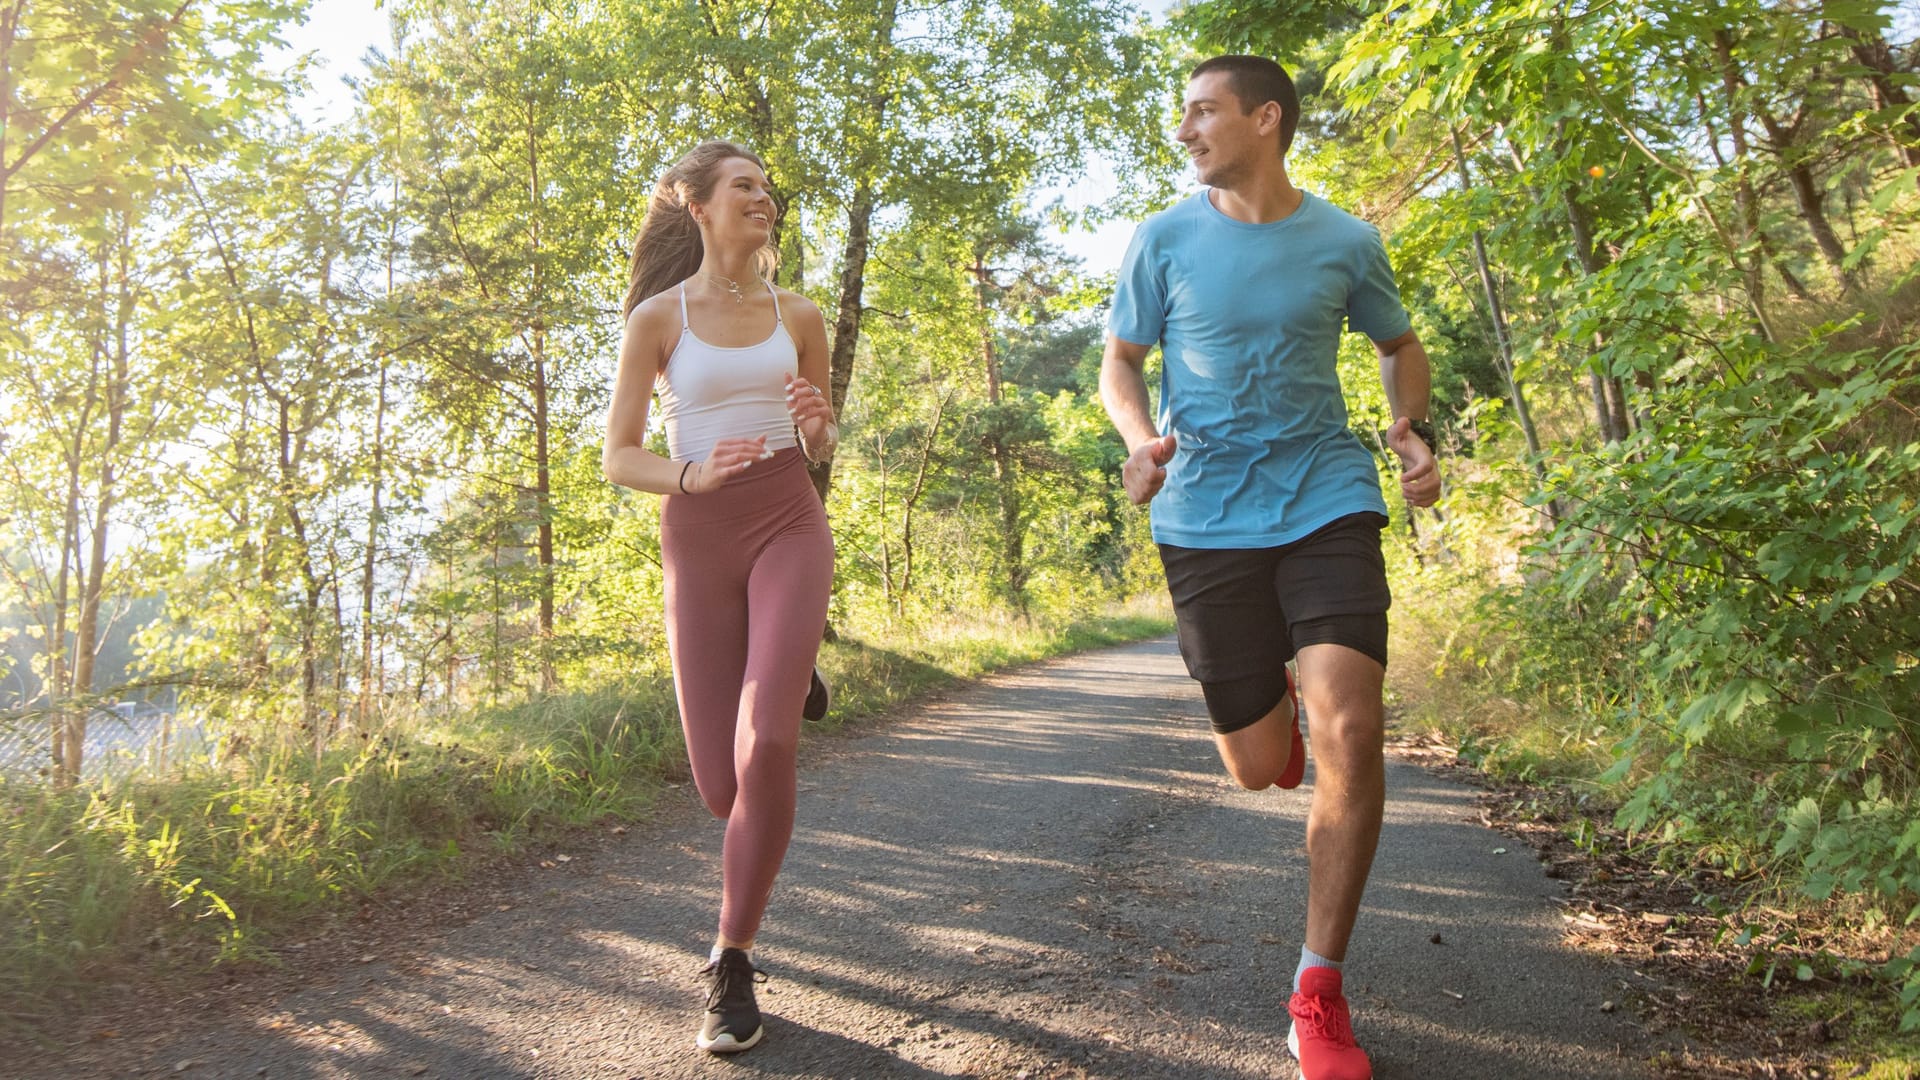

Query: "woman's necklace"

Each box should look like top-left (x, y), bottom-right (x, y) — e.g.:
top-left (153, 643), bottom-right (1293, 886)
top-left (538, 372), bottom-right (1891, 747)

top-left (702, 272), bottom-right (754, 305)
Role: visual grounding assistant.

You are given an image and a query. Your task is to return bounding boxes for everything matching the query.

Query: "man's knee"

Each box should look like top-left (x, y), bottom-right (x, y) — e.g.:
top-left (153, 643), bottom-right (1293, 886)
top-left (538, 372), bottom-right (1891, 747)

top-left (1296, 642), bottom-right (1385, 759)
top-left (1311, 706), bottom-right (1383, 753)
top-left (1223, 757), bottom-right (1275, 791)
top-left (1214, 695), bottom-right (1294, 790)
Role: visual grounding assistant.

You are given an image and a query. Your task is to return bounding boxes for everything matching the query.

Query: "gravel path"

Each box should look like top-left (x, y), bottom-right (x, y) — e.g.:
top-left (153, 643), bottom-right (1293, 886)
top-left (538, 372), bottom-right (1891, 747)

top-left (33, 637), bottom-right (1673, 1078)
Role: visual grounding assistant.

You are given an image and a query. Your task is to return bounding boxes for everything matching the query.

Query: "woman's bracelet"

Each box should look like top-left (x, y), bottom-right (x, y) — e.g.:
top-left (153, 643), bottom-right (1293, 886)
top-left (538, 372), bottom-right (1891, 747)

top-left (678, 461), bottom-right (692, 494)
top-left (800, 425), bottom-right (838, 464)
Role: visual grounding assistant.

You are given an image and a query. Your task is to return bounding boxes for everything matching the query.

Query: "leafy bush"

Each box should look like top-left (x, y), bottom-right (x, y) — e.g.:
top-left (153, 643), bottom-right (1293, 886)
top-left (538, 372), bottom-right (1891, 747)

top-left (1509, 331), bottom-right (1920, 1024)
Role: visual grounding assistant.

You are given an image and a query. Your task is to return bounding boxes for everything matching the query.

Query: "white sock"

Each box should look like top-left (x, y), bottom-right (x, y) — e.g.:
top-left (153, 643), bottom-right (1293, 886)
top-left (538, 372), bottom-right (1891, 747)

top-left (1295, 945), bottom-right (1341, 993)
top-left (710, 944), bottom-right (749, 964)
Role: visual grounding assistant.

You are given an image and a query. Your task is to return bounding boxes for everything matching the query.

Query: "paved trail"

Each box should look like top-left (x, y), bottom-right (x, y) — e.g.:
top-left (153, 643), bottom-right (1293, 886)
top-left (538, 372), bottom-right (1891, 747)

top-left (38, 638), bottom-right (1672, 1078)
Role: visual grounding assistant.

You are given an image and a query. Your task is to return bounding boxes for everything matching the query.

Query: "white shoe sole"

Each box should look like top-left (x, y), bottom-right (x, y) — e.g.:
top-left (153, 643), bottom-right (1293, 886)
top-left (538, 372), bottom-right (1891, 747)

top-left (696, 1024), bottom-right (764, 1053)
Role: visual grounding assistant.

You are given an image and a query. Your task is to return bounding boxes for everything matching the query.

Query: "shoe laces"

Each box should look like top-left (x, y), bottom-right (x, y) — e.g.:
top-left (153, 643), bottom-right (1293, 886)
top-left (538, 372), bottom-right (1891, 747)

top-left (1293, 991), bottom-right (1357, 1048)
top-left (700, 951), bottom-right (766, 1013)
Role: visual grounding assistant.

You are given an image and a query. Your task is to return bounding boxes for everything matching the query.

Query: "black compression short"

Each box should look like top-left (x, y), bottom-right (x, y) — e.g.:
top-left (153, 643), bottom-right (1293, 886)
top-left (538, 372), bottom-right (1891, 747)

top-left (1158, 512), bottom-right (1391, 733)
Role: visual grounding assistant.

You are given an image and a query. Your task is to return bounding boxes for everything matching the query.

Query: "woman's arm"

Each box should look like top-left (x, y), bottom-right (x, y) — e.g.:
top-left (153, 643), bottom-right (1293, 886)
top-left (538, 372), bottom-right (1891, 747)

top-left (602, 300), bottom-right (767, 494)
top-left (783, 292), bottom-right (838, 461)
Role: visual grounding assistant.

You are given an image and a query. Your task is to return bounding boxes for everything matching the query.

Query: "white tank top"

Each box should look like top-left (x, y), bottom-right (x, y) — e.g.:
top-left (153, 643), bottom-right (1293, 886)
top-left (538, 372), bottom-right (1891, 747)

top-left (656, 282), bottom-right (800, 462)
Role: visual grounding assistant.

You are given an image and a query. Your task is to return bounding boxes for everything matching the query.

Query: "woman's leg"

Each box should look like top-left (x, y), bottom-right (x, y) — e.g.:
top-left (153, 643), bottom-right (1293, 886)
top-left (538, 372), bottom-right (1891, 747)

top-left (714, 517), bottom-right (833, 947)
top-left (663, 544), bottom-right (750, 822)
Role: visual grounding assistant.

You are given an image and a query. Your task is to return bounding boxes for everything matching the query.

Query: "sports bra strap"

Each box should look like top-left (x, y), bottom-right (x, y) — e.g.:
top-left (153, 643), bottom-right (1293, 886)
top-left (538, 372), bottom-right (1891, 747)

top-left (768, 282), bottom-right (783, 324)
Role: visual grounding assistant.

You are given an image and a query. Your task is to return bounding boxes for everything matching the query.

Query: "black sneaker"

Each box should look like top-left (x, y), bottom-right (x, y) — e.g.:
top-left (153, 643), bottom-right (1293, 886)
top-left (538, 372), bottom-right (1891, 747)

top-left (695, 948), bottom-right (765, 1053)
top-left (802, 667), bottom-right (831, 722)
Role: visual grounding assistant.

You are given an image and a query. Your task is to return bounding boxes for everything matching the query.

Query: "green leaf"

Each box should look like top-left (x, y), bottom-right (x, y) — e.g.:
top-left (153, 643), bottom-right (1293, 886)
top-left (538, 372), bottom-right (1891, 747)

top-left (1872, 167), bottom-right (1920, 212)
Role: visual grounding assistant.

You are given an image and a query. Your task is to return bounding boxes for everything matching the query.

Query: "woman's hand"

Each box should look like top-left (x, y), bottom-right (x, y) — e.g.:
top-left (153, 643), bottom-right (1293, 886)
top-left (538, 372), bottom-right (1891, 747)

top-left (785, 372), bottom-right (836, 458)
top-left (683, 435), bottom-right (770, 493)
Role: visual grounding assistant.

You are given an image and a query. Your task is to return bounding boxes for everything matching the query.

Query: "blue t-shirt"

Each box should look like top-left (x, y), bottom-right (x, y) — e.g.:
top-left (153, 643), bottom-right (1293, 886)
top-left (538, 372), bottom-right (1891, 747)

top-left (1108, 190), bottom-right (1412, 549)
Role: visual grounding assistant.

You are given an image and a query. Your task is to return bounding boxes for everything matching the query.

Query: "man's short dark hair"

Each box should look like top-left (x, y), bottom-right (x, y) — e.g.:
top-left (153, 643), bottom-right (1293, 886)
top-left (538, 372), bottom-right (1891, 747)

top-left (1191, 55), bottom-right (1300, 158)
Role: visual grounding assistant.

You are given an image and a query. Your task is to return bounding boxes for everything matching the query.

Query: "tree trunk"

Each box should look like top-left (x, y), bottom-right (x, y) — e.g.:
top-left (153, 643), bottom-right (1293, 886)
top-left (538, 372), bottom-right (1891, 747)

top-left (1840, 25), bottom-right (1920, 180)
top-left (444, 556), bottom-right (456, 706)
top-left (1585, 371), bottom-right (1614, 443)
top-left (1555, 129), bottom-right (1630, 445)
top-left (49, 274), bottom-right (92, 787)
top-left (1750, 103), bottom-right (1854, 285)
top-left (813, 0), bottom-right (898, 502)
top-left (526, 94), bottom-right (555, 694)
top-left (185, 165), bottom-right (326, 740)
top-left (532, 332), bottom-right (555, 693)
top-left (359, 362), bottom-right (387, 729)
top-left (971, 252), bottom-right (1026, 610)
top-left (1602, 373), bottom-right (1631, 440)
top-left (819, 178), bottom-right (875, 503)
top-left (363, 177), bottom-right (401, 727)
top-left (1713, 29), bottom-right (1779, 342)
top-left (1449, 127), bottom-right (1554, 526)
top-left (898, 391), bottom-right (947, 611)
top-left (68, 219), bottom-right (134, 772)
top-left (281, 393), bottom-right (323, 757)
top-left (1786, 160), bottom-right (1850, 279)
top-left (872, 432), bottom-right (894, 605)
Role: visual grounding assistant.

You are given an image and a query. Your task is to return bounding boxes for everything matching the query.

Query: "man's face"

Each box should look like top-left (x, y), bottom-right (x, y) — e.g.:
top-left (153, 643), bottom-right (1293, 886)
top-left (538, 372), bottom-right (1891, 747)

top-left (1175, 71), bottom-right (1272, 188)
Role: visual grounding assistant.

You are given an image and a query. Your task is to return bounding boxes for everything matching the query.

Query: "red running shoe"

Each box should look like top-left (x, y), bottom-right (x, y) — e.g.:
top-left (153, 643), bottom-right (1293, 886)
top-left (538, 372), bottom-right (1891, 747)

top-left (1287, 966), bottom-right (1371, 1080)
top-left (1276, 666), bottom-right (1305, 790)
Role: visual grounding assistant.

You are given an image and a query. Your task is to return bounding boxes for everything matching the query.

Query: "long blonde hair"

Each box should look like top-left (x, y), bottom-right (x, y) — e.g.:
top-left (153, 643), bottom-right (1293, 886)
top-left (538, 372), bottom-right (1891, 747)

top-left (622, 141), bottom-right (778, 319)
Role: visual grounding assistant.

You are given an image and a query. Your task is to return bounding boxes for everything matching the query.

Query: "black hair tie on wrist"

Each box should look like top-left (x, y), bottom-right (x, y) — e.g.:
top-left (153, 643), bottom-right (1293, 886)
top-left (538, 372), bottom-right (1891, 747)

top-left (678, 461), bottom-right (692, 494)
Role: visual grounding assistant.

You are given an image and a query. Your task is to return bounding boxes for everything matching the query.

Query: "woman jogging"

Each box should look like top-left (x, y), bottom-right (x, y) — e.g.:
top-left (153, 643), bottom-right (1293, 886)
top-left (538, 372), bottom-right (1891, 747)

top-left (602, 140), bottom-right (837, 1055)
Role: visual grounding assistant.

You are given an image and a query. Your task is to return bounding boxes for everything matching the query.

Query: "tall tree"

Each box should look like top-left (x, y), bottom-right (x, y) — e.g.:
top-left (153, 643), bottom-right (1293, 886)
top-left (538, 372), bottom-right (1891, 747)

top-left (369, 0), bottom-right (633, 694)
top-left (0, 0), bottom-right (299, 782)
top-left (149, 128), bottom-right (377, 749)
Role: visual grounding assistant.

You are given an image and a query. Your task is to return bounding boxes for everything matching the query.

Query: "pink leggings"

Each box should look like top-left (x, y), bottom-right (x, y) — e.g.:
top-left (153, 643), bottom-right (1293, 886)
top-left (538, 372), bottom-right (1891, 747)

top-left (660, 447), bottom-right (833, 944)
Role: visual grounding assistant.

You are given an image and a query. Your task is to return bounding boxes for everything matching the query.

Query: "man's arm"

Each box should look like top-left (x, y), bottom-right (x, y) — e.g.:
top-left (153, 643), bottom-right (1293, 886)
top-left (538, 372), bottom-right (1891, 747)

top-left (1100, 334), bottom-right (1177, 506)
top-left (1373, 328), bottom-right (1442, 509)
top-left (1374, 328), bottom-right (1430, 424)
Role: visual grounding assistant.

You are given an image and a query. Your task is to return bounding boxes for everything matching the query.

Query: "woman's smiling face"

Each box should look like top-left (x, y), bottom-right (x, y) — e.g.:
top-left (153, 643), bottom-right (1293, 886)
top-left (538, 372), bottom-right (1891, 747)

top-left (694, 157), bottom-right (778, 244)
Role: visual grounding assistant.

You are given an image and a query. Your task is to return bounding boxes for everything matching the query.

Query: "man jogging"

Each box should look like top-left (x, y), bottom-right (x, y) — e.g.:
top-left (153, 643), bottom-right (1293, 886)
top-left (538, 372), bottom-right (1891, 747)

top-left (1100, 55), bottom-right (1441, 1080)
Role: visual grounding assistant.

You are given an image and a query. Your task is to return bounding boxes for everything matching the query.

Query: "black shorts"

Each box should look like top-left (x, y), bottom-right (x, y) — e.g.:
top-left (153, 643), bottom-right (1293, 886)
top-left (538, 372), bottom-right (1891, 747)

top-left (1158, 512), bottom-right (1391, 734)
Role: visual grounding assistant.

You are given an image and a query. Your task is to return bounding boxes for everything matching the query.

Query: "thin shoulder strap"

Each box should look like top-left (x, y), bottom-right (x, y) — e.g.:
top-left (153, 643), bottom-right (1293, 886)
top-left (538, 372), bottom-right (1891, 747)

top-left (677, 283), bottom-right (690, 332)
top-left (767, 281), bottom-right (784, 324)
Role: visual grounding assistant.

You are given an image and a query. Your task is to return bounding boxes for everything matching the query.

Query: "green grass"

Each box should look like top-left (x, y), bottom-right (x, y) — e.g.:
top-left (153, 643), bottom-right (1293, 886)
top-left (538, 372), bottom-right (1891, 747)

top-left (0, 598), bottom-right (1172, 1028)
top-left (1775, 989), bottom-right (1920, 1076)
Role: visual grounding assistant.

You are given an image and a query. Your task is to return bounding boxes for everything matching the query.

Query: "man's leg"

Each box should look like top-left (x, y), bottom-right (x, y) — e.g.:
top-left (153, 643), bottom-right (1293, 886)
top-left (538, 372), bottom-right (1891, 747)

top-left (1211, 674), bottom-right (1297, 790)
top-left (1292, 642), bottom-right (1386, 962)
top-left (1259, 513), bottom-right (1389, 1079)
top-left (1158, 543), bottom-right (1300, 789)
